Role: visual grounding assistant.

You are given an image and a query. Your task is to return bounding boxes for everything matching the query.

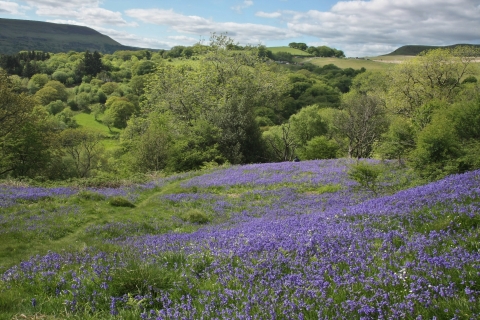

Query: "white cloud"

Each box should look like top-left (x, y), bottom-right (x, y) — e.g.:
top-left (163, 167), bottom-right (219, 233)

top-left (0, 0), bottom-right (28, 15)
top-left (126, 8), bottom-right (297, 45)
top-left (167, 35), bottom-right (199, 45)
top-left (231, 0), bottom-right (253, 14)
top-left (93, 26), bottom-right (171, 49)
top-left (22, 0), bottom-right (134, 27)
top-left (282, 0), bottom-right (480, 56)
top-left (255, 11), bottom-right (281, 18)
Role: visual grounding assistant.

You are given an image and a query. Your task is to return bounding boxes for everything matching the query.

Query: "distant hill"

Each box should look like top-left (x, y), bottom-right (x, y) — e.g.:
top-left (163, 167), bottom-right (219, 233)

top-left (0, 18), bottom-right (148, 54)
top-left (385, 44), bottom-right (480, 56)
top-left (268, 46), bottom-right (313, 56)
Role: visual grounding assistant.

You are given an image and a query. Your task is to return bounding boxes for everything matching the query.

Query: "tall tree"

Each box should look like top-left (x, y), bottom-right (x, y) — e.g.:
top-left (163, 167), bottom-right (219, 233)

top-left (84, 50), bottom-right (104, 77)
top-left (142, 33), bottom-right (290, 166)
top-left (334, 94), bottom-right (389, 158)
top-left (388, 46), bottom-right (480, 117)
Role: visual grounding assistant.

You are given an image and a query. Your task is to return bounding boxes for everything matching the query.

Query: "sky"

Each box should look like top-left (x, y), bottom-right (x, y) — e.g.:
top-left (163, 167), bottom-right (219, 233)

top-left (0, 0), bottom-right (479, 57)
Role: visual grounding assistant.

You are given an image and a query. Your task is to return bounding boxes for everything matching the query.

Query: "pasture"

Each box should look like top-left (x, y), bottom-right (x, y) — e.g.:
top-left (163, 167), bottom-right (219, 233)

top-left (297, 56), bottom-right (398, 71)
top-left (0, 159), bottom-right (479, 319)
top-left (268, 46), bottom-right (313, 56)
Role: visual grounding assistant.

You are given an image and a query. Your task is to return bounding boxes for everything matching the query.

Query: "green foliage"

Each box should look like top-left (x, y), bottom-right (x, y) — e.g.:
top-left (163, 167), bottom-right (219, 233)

top-left (142, 34), bottom-right (290, 167)
top-left (298, 136), bottom-right (339, 160)
top-left (76, 190), bottom-right (106, 201)
top-left (104, 97), bottom-right (137, 129)
top-left (376, 117), bottom-right (416, 164)
top-left (27, 73), bottom-right (49, 93)
top-left (45, 100), bottom-right (65, 115)
top-left (348, 161), bottom-right (383, 195)
top-left (410, 115), bottom-right (462, 180)
top-left (181, 208), bottom-right (210, 224)
top-left (109, 196), bottom-right (135, 207)
top-left (334, 94), bottom-right (389, 158)
top-left (59, 128), bottom-right (105, 178)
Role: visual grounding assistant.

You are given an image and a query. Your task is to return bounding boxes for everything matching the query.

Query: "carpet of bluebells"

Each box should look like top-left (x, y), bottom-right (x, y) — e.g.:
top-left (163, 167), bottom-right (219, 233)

top-left (1, 159), bottom-right (479, 319)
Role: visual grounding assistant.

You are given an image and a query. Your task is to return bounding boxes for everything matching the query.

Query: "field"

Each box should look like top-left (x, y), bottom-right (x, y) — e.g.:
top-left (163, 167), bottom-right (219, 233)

top-left (296, 56), bottom-right (399, 71)
top-left (0, 159), bottom-right (479, 319)
top-left (269, 46), bottom-right (313, 56)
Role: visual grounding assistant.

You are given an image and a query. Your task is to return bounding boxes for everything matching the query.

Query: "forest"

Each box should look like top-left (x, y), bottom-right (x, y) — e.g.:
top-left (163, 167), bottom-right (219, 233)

top-left (1, 34), bottom-right (479, 185)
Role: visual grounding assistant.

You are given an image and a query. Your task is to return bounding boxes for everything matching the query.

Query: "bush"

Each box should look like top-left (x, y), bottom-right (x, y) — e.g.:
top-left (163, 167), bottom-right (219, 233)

top-left (348, 161), bottom-right (383, 195)
top-left (182, 209), bottom-right (210, 224)
top-left (77, 190), bottom-right (106, 201)
top-left (298, 136), bottom-right (339, 160)
top-left (109, 197), bottom-right (135, 207)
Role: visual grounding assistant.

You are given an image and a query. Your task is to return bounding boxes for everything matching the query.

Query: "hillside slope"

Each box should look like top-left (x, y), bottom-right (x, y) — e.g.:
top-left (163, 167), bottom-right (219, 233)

top-left (0, 18), bottom-right (144, 54)
top-left (386, 43), bottom-right (480, 56)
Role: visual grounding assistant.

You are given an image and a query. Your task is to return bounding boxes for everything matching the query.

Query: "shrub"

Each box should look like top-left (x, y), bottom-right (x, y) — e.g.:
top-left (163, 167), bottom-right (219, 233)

top-left (109, 197), bottom-right (135, 207)
top-left (182, 209), bottom-right (210, 224)
top-left (348, 161), bottom-right (383, 195)
top-left (77, 190), bottom-right (106, 201)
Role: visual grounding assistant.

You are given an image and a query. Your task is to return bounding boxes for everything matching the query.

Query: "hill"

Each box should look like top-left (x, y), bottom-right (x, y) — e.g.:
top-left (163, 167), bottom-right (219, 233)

top-left (0, 159), bottom-right (479, 318)
top-left (268, 46), bottom-right (313, 56)
top-left (0, 18), bottom-right (146, 54)
top-left (385, 43), bottom-right (480, 56)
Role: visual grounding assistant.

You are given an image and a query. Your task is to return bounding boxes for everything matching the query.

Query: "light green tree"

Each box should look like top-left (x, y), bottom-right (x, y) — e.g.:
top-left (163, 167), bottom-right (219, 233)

top-left (142, 33), bottom-right (290, 165)
top-left (388, 46), bottom-right (480, 117)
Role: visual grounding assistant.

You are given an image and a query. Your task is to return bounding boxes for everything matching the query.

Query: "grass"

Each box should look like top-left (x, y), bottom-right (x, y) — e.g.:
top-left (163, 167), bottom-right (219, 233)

top-left (268, 46), bottom-right (313, 56)
top-left (297, 56), bottom-right (397, 70)
top-left (73, 112), bottom-right (121, 151)
top-left (0, 160), bottom-right (479, 319)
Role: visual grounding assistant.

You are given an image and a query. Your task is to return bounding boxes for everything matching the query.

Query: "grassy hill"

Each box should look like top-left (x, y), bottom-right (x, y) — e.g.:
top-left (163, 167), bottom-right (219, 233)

top-left (0, 18), bottom-right (146, 54)
top-left (385, 44), bottom-right (480, 56)
top-left (297, 56), bottom-right (396, 70)
top-left (268, 46), bottom-right (313, 56)
top-left (0, 159), bottom-right (479, 318)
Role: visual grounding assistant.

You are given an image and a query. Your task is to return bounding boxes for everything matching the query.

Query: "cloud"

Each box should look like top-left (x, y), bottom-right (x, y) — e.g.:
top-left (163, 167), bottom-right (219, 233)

top-left (167, 35), bottom-right (199, 45)
top-left (22, 0), bottom-right (134, 27)
top-left (281, 0), bottom-right (480, 56)
top-left (255, 11), bottom-right (281, 18)
top-left (126, 8), bottom-right (297, 45)
top-left (93, 26), bottom-right (172, 49)
top-left (231, 0), bottom-right (253, 13)
top-left (0, 0), bottom-right (28, 15)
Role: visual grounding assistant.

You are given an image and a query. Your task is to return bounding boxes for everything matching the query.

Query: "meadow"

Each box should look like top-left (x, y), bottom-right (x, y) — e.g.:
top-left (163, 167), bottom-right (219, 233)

top-left (0, 159), bottom-right (479, 319)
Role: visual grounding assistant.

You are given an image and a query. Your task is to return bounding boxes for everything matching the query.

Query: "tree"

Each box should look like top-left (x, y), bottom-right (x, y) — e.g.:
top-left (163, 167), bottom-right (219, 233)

top-left (35, 86), bottom-right (60, 106)
top-left (375, 117), bottom-right (416, 165)
top-left (388, 46), bottom-right (480, 117)
top-left (104, 97), bottom-right (137, 129)
top-left (0, 71), bottom-right (35, 142)
top-left (289, 104), bottom-right (328, 146)
top-left (410, 115), bottom-right (462, 180)
top-left (27, 73), bottom-right (49, 93)
top-left (334, 94), bottom-right (389, 158)
top-left (44, 80), bottom-right (68, 101)
top-left (84, 50), bottom-right (104, 77)
top-left (142, 33), bottom-right (290, 165)
top-left (59, 128), bottom-right (105, 178)
top-left (263, 123), bottom-right (298, 162)
top-left (1, 107), bottom-right (61, 178)
top-left (298, 136), bottom-right (339, 160)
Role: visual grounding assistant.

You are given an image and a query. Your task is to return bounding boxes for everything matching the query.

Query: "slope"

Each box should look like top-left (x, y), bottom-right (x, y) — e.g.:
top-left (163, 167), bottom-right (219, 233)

top-left (0, 18), bottom-right (144, 54)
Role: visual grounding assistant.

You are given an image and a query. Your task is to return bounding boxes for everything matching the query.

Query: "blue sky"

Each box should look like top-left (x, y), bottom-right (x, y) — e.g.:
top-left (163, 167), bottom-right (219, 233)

top-left (1, 0), bottom-right (479, 57)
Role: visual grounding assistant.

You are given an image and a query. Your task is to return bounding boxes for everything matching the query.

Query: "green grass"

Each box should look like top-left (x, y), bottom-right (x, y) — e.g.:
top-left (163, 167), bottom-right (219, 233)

top-left (73, 112), bottom-right (121, 150)
top-left (297, 56), bottom-right (397, 70)
top-left (268, 46), bottom-right (313, 56)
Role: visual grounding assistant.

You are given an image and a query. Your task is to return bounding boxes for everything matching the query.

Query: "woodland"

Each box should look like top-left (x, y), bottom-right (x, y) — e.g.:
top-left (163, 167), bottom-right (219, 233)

top-left (0, 34), bottom-right (480, 185)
